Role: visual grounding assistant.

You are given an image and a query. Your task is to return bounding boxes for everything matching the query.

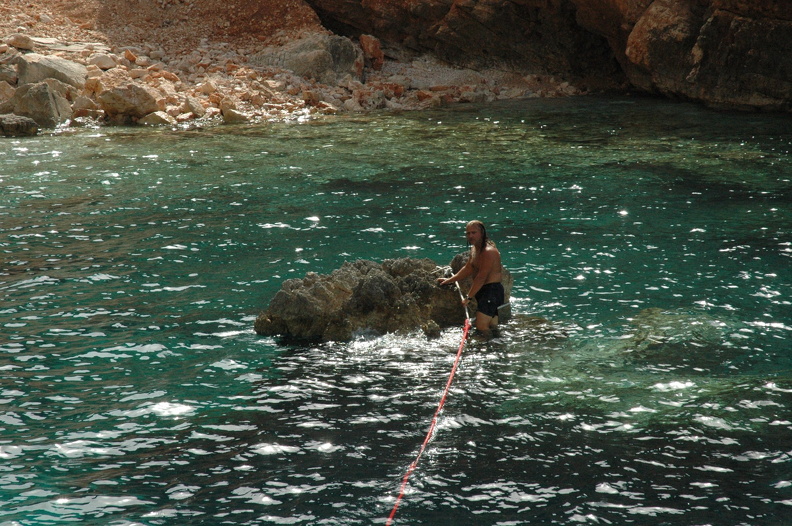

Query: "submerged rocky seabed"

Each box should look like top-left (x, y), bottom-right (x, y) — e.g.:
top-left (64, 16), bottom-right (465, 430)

top-left (1, 88), bottom-right (790, 524)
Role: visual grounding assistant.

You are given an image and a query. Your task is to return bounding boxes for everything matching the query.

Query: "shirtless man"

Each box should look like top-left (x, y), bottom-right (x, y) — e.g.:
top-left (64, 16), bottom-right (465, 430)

top-left (437, 220), bottom-right (505, 333)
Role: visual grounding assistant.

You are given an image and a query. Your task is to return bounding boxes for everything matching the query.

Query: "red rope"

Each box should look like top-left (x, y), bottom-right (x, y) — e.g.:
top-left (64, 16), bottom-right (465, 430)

top-left (385, 317), bottom-right (472, 525)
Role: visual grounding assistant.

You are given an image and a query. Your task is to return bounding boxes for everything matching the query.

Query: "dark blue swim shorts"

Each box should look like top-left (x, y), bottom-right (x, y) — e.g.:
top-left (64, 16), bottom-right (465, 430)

top-left (475, 282), bottom-right (505, 318)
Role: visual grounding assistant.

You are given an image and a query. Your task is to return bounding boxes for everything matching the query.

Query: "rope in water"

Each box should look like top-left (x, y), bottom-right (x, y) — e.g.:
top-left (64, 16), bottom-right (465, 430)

top-left (385, 283), bottom-right (472, 525)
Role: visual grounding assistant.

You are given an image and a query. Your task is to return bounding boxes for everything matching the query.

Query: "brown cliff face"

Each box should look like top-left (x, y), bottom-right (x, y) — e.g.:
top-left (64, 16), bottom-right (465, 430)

top-left (574, 0), bottom-right (792, 110)
top-left (305, 0), bottom-right (792, 110)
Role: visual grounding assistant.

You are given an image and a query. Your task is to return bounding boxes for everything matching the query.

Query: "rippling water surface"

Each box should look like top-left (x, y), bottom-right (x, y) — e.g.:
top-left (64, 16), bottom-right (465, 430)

top-left (1, 96), bottom-right (791, 525)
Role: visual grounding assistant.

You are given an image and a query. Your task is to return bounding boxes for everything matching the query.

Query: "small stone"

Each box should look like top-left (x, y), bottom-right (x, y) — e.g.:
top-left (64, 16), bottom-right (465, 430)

top-left (6, 33), bottom-right (35, 51)
top-left (197, 80), bottom-right (217, 94)
top-left (89, 54), bottom-right (117, 70)
top-left (71, 95), bottom-right (98, 112)
top-left (138, 110), bottom-right (176, 126)
top-left (222, 108), bottom-right (248, 123)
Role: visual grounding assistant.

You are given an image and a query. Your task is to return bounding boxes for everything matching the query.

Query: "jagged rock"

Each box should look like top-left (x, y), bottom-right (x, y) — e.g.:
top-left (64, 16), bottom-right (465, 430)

top-left (0, 113), bottom-right (38, 136)
top-left (70, 94), bottom-right (103, 120)
top-left (44, 77), bottom-right (78, 101)
top-left (181, 95), bottom-right (206, 117)
top-left (222, 107), bottom-right (249, 123)
top-left (255, 256), bottom-right (512, 342)
top-left (129, 68), bottom-right (147, 79)
top-left (88, 53), bottom-right (117, 70)
top-left (96, 82), bottom-right (160, 120)
top-left (359, 34), bottom-right (384, 70)
top-left (250, 33), bottom-right (364, 85)
top-left (15, 53), bottom-right (88, 89)
top-left (139, 110), bottom-right (176, 126)
top-left (197, 80), bottom-right (217, 94)
top-left (72, 95), bottom-right (98, 112)
top-left (123, 48), bottom-right (138, 63)
top-left (0, 81), bottom-right (71, 128)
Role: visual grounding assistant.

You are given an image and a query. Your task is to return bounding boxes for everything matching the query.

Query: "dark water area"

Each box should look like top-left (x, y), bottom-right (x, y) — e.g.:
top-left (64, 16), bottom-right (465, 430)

top-left (1, 96), bottom-right (791, 525)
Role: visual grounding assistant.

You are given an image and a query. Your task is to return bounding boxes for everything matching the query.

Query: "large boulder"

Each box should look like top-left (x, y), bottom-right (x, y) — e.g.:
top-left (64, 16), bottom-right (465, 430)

top-left (254, 256), bottom-right (513, 342)
top-left (250, 33), bottom-right (364, 85)
top-left (0, 81), bottom-right (72, 128)
top-left (15, 53), bottom-right (88, 89)
top-left (95, 82), bottom-right (160, 121)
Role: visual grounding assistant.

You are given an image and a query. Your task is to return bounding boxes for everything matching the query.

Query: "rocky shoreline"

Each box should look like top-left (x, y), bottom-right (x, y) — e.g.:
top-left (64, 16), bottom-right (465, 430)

top-left (0, 28), bottom-right (579, 137)
top-left (3, 0), bottom-right (790, 137)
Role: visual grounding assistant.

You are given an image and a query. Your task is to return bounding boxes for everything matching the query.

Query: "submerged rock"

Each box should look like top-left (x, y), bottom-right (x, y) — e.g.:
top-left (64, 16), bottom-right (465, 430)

top-left (255, 256), bottom-right (513, 342)
top-left (624, 307), bottom-right (733, 355)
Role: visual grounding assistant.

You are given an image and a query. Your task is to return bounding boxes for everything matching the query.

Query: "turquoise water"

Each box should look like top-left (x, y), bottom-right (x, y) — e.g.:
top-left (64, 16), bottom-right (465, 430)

top-left (1, 96), bottom-right (791, 525)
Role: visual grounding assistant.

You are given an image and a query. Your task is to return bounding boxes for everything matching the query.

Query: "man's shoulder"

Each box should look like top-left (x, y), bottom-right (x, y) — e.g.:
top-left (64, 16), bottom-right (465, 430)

top-left (484, 244), bottom-right (500, 255)
top-left (481, 245), bottom-right (500, 260)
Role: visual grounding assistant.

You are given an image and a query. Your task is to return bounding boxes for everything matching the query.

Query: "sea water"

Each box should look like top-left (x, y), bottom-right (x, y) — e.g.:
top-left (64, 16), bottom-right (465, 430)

top-left (1, 96), bottom-right (790, 525)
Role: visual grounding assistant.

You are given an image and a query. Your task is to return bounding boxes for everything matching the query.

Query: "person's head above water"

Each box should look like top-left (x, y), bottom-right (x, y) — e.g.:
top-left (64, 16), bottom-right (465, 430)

top-left (466, 220), bottom-right (492, 250)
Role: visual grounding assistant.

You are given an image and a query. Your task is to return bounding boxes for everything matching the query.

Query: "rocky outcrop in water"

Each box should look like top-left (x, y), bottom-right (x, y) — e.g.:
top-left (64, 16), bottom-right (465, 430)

top-left (255, 256), bottom-right (513, 342)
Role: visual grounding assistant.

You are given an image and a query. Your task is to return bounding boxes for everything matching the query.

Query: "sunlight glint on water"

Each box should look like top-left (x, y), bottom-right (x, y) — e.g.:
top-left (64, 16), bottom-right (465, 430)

top-left (1, 96), bottom-right (790, 525)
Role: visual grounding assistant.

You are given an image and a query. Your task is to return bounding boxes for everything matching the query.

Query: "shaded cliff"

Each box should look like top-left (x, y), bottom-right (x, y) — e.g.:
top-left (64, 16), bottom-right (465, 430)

top-left (305, 0), bottom-right (792, 111)
top-left (305, 0), bottom-right (625, 91)
top-left (575, 0), bottom-right (792, 110)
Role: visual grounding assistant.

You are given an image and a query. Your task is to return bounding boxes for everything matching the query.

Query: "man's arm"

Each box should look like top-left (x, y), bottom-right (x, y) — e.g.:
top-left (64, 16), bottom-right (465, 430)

top-left (438, 259), bottom-right (474, 286)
